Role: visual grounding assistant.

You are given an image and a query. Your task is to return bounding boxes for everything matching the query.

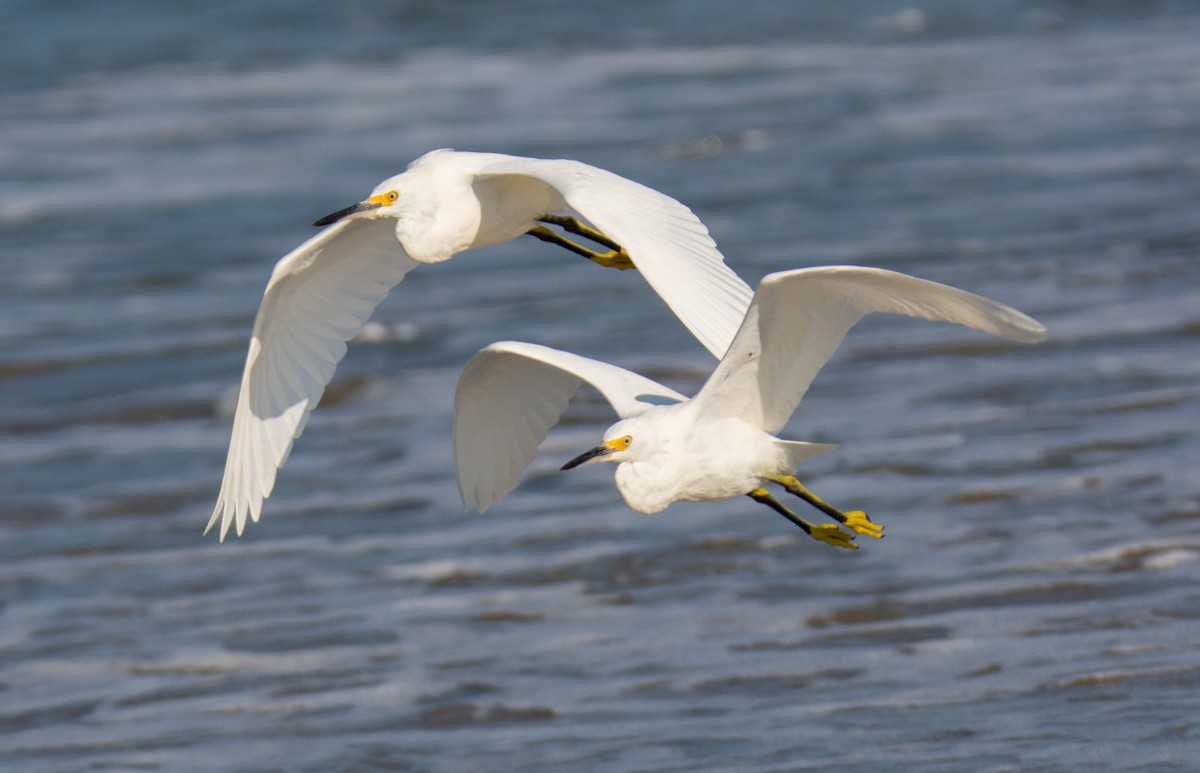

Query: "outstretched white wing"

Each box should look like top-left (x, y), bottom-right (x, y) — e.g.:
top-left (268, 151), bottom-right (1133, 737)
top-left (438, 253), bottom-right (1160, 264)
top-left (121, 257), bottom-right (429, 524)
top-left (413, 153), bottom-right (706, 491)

top-left (693, 266), bottom-right (1047, 433)
top-left (208, 218), bottom-right (418, 540)
top-left (476, 157), bottom-right (754, 360)
top-left (454, 341), bottom-right (686, 512)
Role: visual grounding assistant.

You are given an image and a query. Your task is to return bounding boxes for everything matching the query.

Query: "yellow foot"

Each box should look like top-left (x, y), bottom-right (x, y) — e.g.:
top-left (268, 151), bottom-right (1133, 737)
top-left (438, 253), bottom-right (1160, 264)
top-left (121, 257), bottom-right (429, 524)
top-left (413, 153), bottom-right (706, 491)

top-left (808, 524), bottom-right (858, 550)
top-left (842, 510), bottom-right (883, 539)
top-left (589, 249), bottom-right (636, 271)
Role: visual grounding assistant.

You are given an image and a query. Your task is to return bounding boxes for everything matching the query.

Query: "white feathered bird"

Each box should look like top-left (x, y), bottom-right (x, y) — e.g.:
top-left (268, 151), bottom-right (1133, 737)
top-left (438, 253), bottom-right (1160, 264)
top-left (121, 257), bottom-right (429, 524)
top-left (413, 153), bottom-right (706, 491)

top-left (454, 266), bottom-right (1046, 549)
top-left (208, 149), bottom-right (753, 540)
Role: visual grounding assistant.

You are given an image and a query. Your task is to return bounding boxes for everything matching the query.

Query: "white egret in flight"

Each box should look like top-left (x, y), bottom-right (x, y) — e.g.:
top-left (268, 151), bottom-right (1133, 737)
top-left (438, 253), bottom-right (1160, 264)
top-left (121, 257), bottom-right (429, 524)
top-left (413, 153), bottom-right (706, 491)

top-left (207, 149), bottom-right (753, 540)
top-left (454, 266), bottom-right (1045, 549)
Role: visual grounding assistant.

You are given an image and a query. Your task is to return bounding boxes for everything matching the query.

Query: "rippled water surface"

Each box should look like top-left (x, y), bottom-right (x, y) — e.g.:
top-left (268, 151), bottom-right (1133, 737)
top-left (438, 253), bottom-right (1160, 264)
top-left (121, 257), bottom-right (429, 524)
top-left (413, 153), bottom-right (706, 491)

top-left (3, 2), bottom-right (1200, 770)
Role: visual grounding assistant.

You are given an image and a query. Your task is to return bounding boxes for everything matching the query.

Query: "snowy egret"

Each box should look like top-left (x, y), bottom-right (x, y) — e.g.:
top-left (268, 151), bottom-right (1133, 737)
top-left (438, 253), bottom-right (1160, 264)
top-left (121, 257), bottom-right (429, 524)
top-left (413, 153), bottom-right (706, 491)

top-left (207, 149), bottom-right (753, 540)
top-left (454, 266), bottom-right (1046, 549)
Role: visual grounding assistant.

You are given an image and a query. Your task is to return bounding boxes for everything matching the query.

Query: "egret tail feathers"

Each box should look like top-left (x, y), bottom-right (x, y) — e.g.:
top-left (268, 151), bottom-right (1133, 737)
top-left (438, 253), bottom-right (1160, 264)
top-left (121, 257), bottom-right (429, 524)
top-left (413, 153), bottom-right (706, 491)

top-left (777, 440), bottom-right (839, 467)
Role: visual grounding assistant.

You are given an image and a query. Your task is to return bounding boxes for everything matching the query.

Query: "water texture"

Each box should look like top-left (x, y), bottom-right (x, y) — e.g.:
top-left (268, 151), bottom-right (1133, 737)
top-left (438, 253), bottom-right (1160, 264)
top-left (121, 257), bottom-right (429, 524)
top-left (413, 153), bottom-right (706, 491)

top-left (2, 2), bottom-right (1199, 770)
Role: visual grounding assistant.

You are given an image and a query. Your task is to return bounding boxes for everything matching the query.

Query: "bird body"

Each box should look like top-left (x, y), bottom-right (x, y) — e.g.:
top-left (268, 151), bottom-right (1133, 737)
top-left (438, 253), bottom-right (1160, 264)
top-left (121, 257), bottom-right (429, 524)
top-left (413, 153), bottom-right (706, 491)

top-left (371, 150), bottom-right (567, 262)
top-left (609, 410), bottom-right (805, 513)
top-left (454, 266), bottom-right (1046, 547)
top-left (208, 149), bottom-right (752, 540)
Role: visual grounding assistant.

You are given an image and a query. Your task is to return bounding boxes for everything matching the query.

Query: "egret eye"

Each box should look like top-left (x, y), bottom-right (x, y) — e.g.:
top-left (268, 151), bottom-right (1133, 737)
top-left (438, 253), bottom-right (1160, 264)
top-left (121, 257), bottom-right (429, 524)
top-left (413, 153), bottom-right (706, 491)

top-left (621, 435), bottom-right (633, 449)
top-left (385, 190), bottom-right (398, 203)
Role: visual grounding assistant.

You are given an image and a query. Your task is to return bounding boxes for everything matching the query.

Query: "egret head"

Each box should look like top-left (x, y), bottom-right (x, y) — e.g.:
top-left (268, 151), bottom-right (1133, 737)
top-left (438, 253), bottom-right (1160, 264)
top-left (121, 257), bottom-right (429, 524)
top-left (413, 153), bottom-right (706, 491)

top-left (312, 174), bottom-right (408, 227)
top-left (560, 417), bottom-right (648, 471)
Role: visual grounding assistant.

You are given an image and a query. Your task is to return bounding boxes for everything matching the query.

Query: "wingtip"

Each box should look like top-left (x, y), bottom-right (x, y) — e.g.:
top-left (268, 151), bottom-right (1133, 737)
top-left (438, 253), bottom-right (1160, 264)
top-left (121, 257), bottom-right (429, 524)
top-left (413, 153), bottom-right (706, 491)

top-left (1007, 314), bottom-right (1048, 344)
top-left (204, 498), bottom-right (252, 542)
top-left (465, 489), bottom-right (491, 514)
top-left (203, 505), bottom-right (221, 539)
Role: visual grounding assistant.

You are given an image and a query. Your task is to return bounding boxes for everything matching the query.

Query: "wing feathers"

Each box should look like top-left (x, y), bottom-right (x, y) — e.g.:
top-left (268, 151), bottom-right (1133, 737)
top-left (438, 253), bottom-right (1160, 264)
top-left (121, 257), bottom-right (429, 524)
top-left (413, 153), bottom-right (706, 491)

top-left (454, 341), bottom-right (685, 512)
top-left (694, 266), bottom-right (1046, 434)
top-left (478, 158), bottom-right (754, 359)
top-left (207, 218), bottom-right (418, 540)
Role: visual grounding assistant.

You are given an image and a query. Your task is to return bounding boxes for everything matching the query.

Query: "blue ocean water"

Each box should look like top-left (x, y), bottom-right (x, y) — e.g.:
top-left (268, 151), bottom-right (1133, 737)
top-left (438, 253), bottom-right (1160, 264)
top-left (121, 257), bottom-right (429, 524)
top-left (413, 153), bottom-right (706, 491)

top-left (2, 2), bottom-right (1199, 770)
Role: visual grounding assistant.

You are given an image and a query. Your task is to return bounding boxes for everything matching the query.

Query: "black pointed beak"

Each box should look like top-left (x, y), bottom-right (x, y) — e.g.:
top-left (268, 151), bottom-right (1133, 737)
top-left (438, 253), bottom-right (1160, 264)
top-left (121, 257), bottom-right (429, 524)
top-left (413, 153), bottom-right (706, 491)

top-left (313, 200), bottom-right (382, 227)
top-left (561, 443), bottom-right (614, 471)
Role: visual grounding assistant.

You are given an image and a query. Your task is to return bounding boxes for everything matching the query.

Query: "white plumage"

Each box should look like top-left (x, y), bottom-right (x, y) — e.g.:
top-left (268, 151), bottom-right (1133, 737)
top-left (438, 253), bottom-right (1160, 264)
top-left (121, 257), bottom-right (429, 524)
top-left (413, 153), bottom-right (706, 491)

top-left (208, 150), bottom-right (752, 540)
top-left (454, 266), bottom-right (1046, 547)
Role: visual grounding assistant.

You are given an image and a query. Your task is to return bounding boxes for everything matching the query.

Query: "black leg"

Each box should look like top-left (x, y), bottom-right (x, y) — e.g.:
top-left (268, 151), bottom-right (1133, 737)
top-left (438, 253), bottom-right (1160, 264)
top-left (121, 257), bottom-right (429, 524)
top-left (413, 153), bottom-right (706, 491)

top-left (523, 216), bottom-right (635, 270)
top-left (746, 488), bottom-right (857, 550)
top-left (538, 214), bottom-right (625, 252)
top-left (765, 474), bottom-right (883, 539)
top-left (526, 226), bottom-right (601, 260)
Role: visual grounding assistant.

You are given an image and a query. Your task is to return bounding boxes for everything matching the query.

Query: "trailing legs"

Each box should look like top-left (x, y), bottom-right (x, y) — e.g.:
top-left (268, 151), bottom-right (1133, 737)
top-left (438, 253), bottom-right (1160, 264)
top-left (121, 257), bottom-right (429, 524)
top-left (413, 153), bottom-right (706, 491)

top-left (526, 214), bottom-right (636, 270)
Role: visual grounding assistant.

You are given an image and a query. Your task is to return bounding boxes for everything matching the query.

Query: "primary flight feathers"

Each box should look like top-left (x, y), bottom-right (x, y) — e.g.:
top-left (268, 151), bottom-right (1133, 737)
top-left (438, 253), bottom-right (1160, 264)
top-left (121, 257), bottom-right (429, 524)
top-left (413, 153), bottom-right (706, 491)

top-left (695, 265), bottom-right (1046, 435)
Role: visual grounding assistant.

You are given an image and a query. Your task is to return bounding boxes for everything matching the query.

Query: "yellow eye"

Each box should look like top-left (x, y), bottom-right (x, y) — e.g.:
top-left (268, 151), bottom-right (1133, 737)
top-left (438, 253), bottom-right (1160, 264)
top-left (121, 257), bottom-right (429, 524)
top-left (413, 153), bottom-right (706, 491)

top-left (385, 190), bottom-right (398, 203)
top-left (620, 435), bottom-right (633, 449)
